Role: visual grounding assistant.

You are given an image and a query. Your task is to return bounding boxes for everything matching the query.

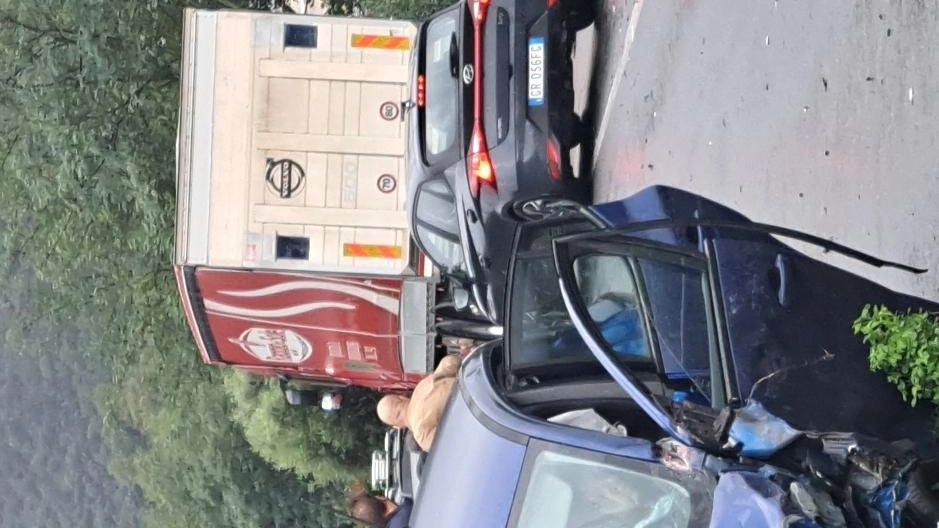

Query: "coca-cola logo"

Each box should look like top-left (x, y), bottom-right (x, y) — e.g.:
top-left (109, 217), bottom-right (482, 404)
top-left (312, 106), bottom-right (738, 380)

top-left (231, 328), bottom-right (313, 364)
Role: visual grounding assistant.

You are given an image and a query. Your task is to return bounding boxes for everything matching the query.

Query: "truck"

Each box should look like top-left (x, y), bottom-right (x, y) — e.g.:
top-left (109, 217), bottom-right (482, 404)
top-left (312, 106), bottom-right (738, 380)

top-left (173, 8), bottom-right (491, 398)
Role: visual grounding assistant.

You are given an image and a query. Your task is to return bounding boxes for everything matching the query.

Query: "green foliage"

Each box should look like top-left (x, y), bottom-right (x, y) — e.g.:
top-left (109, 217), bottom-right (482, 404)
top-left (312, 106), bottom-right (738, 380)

top-left (0, 302), bottom-right (142, 528)
top-left (853, 304), bottom-right (939, 408)
top-left (0, 0), bottom-right (382, 526)
top-left (224, 372), bottom-right (384, 485)
top-left (98, 367), bottom-right (353, 528)
top-left (326, 0), bottom-right (450, 20)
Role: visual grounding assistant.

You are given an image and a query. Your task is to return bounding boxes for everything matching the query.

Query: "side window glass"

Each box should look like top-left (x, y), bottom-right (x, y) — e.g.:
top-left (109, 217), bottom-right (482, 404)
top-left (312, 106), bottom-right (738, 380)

top-left (276, 235), bottom-right (310, 260)
top-left (570, 253), bottom-right (715, 405)
top-left (413, 180), bottom-right (464, 273)
top-left (416, 180), bottom-right (458, 229)
top-left (510, 257), bottom-right (592, 368)
top-left (284, 24), bottom-right (317, 48)
top-left (572, 255), bottom-right (650, 360)
top-left (416, 224), bottom-right (461, 270)
top-left (636, 259), bottom-right (711, 384)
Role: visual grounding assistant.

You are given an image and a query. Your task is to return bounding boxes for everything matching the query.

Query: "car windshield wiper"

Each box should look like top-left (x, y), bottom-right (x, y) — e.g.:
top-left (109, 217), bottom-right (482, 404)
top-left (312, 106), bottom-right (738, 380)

top-left (448, 32), bottom-right (459, 77)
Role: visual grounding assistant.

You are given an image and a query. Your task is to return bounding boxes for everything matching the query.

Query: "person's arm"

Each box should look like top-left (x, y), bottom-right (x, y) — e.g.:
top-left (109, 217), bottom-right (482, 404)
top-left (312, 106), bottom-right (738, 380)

top-left (408, 377), bottom-right (457, 451)
top-left (432, 353), bottom-right (461, 379)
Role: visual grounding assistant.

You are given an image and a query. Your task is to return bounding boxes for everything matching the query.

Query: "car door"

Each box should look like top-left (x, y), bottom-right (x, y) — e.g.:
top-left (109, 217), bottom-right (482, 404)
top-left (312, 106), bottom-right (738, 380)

top-left (703, 225), bottom-right (939, 445)
top-left (551, 231), bottom-right (726, 443)
top-left (553, 227), bottom-right (939, 451)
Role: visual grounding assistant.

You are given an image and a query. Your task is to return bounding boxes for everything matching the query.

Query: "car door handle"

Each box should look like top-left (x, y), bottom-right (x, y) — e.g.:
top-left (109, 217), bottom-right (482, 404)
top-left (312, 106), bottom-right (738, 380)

top-left (774, 254), bottom-right (791, 307)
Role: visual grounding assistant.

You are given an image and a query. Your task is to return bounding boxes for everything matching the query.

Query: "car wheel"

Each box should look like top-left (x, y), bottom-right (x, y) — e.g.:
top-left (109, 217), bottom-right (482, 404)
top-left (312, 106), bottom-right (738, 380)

top-left (564, 0), bottom-right (597, 32)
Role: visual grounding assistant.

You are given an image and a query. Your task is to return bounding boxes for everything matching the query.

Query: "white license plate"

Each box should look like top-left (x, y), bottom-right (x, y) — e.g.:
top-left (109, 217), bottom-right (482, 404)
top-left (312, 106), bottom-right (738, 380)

top-left (528, 37), bottom-right (545, 106)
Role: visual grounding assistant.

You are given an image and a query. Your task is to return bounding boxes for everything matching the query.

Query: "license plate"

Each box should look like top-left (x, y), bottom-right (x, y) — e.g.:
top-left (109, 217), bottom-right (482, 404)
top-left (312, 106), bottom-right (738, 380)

top-left (528, 37), bottom-right (545, 106)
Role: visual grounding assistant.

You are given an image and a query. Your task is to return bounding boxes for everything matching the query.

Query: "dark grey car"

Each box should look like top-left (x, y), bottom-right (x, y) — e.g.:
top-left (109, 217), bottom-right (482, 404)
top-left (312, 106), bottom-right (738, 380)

top-left (406, 0), bottom-right (595, 323)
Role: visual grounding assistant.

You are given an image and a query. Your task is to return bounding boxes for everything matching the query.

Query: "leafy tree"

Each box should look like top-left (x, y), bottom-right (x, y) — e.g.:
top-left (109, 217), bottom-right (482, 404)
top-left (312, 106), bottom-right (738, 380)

top-left (223, 371), bottom-right (384, 485)
top-left (325, 0), bottom-right (449, 20)
top-left (854, 304), bottom-right (939, 408)
top-left (0, 0), bottom-right (385, 526)
top-left (0, 303), bottom-right (143, 528)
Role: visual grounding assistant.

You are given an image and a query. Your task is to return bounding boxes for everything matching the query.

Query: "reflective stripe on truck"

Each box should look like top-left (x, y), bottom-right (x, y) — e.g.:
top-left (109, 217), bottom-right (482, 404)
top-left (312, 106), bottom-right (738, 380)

top-left (351, 34), bottom-right (411, 50)
top-left (343, 243), bottom-right (403, 259)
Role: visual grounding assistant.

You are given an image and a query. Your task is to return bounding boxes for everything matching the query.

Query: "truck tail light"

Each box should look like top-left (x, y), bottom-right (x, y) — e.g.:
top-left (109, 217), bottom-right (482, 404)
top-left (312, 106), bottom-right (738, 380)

top-left (467, 124), bottom-right (495, 198)
top-left (416, 74), bottom-right (426, 107)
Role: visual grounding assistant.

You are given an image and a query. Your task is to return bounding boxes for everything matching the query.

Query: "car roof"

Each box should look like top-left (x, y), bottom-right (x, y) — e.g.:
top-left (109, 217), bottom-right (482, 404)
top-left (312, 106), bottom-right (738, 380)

top-left (408, 383), bottom-right (527, 528)
top-left (410, 342), bottom-right (659, 528)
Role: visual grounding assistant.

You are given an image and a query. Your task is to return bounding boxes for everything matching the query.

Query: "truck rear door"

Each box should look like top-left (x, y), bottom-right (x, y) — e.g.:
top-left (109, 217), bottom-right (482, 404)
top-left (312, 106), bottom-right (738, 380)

top-left (244, 16), bottom-right (419, 276)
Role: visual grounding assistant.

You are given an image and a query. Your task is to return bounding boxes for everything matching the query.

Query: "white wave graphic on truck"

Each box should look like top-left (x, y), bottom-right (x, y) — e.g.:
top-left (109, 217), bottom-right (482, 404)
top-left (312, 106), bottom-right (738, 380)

top-left (217, 280), bottom-right (399, 314)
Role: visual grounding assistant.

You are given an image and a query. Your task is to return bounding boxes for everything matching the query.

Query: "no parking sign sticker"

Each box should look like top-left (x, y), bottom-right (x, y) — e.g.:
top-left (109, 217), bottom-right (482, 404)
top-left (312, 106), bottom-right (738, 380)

top-left (379, 101), bottom-right (399, 121)
top-left (377, 174), bottom-right (397, 193)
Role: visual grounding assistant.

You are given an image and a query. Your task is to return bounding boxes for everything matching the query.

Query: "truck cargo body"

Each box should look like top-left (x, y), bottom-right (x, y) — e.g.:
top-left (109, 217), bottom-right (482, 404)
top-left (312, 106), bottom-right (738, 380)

top-left (175, 8), bottom-right (435, 390)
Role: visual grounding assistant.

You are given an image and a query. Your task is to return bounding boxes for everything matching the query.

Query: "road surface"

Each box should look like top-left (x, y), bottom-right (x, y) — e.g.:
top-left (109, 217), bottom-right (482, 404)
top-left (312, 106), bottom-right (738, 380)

top-left (576, 0), bottom-right (939, 301)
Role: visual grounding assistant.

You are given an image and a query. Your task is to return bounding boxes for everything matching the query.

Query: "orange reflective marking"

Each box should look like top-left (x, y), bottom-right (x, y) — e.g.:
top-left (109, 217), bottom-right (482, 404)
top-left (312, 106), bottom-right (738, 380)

top-left (343, 243), bottom-right (402, 259)
top-left (350, 34), bottom-right (411, 50)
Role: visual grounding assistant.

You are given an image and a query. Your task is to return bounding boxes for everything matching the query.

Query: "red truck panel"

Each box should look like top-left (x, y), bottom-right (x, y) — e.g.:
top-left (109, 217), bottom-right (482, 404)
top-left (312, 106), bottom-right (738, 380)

top-left (176, 266), bottom-right (425, 391)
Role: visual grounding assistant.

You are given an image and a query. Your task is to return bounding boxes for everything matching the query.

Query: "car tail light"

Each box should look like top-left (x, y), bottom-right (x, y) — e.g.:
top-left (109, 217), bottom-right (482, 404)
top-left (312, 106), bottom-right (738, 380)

top-left (466, 0), bottom-right (493, 199)
top-left (468, 0), bottom-right (491, 22)
top-left (467, 124), bottom-right (495, 198)
top-left (546, 137), bottom-right (562, 180)
top-left (547, 0), bottom-right (558, 6)
top-left (416, 74), bottom-right (426, 107)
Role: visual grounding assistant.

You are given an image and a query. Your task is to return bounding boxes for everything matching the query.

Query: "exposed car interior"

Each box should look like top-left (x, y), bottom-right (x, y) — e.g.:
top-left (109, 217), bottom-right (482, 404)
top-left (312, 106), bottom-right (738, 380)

top-left (504, 220), bottom-right (719, 414)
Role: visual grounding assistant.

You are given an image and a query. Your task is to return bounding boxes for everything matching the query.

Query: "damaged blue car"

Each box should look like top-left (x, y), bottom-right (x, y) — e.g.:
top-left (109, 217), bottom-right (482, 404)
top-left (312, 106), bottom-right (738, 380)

top-left (407, 187), bottom-right (939, 527)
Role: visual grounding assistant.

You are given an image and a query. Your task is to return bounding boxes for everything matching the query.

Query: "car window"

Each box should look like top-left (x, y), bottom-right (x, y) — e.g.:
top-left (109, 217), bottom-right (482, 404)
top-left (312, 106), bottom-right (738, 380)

top-left (507, 220), bottom-right (616, 373)
top-left (413, 179), bottom-right (464, 273)
top-left (513, 446), bottom-right (693, 528)
top-left (572, 253), bottom-right (716, 405)
top-left (636, 259), bottom-right (711, 380)
top-left (422, 13), bottom-right (459, 161)
top-left (509, 256), bottom-right (594, 368)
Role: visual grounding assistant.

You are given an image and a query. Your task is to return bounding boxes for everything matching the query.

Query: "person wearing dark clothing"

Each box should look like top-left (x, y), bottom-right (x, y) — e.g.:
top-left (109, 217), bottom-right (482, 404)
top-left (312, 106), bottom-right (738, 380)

top-left (384, 498), bottom-right (412, 528)
top-left (349, 492), bottom-right (412, 528)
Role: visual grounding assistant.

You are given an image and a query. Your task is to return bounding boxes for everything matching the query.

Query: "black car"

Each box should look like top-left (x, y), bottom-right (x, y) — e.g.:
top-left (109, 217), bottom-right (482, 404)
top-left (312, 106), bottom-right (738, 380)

top-left (407, 186), bottom-right (939, 527)
top-left (406, 0), bottom-right (595, 323)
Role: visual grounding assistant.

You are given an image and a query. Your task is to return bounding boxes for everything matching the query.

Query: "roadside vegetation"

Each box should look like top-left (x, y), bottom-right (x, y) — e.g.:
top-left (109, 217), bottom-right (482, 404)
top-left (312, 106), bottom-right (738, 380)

top-left (854, 304), bottom-right (939, 428)
top-left (0, 0), bottom-right (438, 526)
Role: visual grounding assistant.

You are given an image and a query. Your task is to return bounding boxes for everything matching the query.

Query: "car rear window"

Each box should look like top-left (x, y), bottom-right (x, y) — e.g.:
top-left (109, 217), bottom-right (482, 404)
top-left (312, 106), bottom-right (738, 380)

top-left (422, 12), bottom-right (460, 162)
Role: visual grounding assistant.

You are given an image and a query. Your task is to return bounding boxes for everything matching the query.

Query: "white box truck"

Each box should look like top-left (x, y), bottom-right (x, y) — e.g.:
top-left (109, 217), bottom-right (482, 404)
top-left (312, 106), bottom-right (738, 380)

top-left (174, 8), bottom-right (492, 395)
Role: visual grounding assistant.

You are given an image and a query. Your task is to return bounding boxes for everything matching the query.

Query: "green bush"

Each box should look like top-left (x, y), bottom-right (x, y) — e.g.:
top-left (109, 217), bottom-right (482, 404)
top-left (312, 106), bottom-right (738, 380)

top-left (223, 370), bottom-right (384, 485)
top-left (853, 304), bottom-right (939, 407)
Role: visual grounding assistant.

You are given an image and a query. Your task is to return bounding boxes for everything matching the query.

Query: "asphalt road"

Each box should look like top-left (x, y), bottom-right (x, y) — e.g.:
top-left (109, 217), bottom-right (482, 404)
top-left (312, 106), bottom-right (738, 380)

top-left (577, 0), bottom-right (939, 301)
